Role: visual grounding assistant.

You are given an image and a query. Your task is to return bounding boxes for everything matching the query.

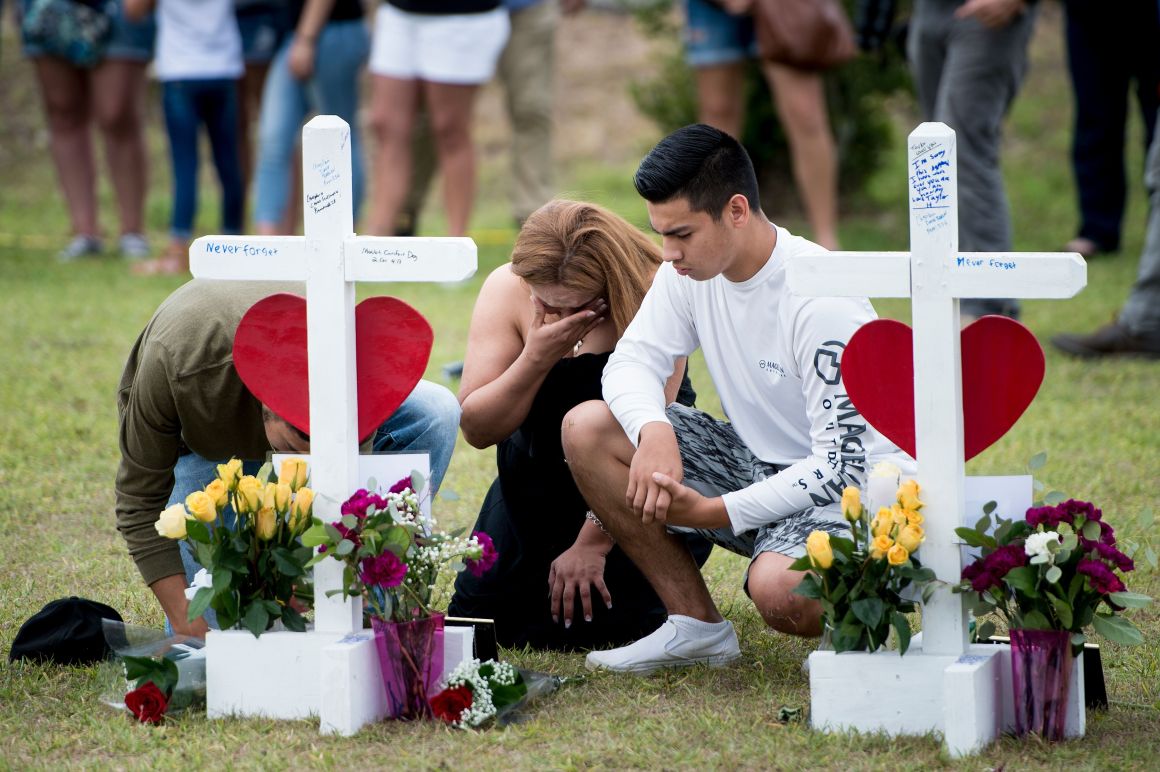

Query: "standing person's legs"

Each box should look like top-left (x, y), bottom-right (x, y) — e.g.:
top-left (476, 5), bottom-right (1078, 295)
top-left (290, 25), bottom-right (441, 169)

top-left (933, 7), bottom-right (1035, 319)
top-left (91, 59), bottom-right (149, 240)
top-left (236, 4), bottom-right (287, 210)
top-left (252, 39), bottom-right (310, 234)
top-left (762, 62), bottom-right (840, 249)
top-left (498, 0), bottom-right (557, 225)
top-left (367, 75), bottom-right (423, 235)
top-left (1063, 0), bottom-right (1130, 255)
top-left (1119, 112), bottom-right (1160, 338)
top-left (201, 80), bottom-right (245, 235)
top-left (154, 80), bottom-right (200, 273)
top-left (694, 63), bottom-right (747, 142)
top-left (309, 19), bottom-right (371, 221)
top-left (425, 81), bottom-right (480, 237)
top-left (684, 0), bottom-right (753, 139)
top-left (32, 57), bottom-right (102, 254)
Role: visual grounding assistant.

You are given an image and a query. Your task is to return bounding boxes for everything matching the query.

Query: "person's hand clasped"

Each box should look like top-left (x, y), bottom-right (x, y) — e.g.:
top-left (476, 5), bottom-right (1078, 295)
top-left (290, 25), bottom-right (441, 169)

top-left (548, 542), bottom-right (612, 628)
top-left (627, 423), bottom-right (683, 524)
top-left (523, 296), bottom-right (606, 367)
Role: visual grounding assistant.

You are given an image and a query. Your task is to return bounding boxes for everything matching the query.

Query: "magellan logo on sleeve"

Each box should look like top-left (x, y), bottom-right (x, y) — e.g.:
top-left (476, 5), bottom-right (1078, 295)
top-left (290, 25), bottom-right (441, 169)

top-left (813, 341), bottom-right (845, 385)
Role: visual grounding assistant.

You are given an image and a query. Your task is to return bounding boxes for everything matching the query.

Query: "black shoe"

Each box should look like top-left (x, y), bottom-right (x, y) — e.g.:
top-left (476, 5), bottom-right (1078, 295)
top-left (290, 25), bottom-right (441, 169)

top-left (1051, 321), bottom-right (1160, 359)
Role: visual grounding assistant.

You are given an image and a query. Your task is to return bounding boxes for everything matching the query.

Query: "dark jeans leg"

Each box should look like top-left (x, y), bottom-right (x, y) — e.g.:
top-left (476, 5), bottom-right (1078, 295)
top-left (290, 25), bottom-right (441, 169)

top-left (198, 79), bottom-right (245, 234)
top-left (162, 81), bottom-right (200, 239)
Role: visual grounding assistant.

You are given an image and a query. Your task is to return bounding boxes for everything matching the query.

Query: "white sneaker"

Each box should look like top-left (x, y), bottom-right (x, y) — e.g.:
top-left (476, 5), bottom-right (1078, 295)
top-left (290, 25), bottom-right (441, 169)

top-left (57, 235), bottom-right (103, 262)
top-left (585, 615), bottom-right (740, 674)
top-left (119, 233), bottom-right (151, 260)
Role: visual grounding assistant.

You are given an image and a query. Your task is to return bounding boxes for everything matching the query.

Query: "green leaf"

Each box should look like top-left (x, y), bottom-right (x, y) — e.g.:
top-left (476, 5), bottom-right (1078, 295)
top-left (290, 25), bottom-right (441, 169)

top-left (976, 620), bottom-right (996, 642)
top-left (194, 541), bottom-right (216, 572)
top-left (1047, 593), bottom-right (1073, 628)
top-left (281, 606), bottom-right (307, 632)
top-left (212, 568), bottom-right (233, 593)
top-left (410, 469), bottom-right (426, 494)
top-left (187, 586), bottom-right (215, 621)
top-left (336, 539), bottom-right (355, 556)
top-left (892, 611), bottom-right (912, 655)
top-left (299, 523), bottom-right (329, 548)
top-left (1028, 451), bottom-right (1047, 470)
top-left (1043, 490), bottom-right (1066, 506)
top-left (256, 461), bottom-right (273, 484)
top-left (792, 574), bottom-right (823, 600)
top-left (272, 548), bottom-right (304, 577)
top-left (851, 597), bottom-right (884, 628)
top-left (1145, 546), bottom-right (1159, 570)
top-left (1030, 553), bottom-right (1050, 565)
top-left (1092, 612), bottom-right (1144, 646)
top-left (1082, 520), bottom-right (1102, 542)
top-left (241, 602), bottom-right (270, 638)
top-left (974, 512), bottom-right (993, 534)
top-left (1005, 567), bottom-right (1040, 596)
top-left (341, 514), bottom-right (359, 530)
top-left (1021, 610), bottom-right (1052, 630)
top-left (787, 554), bottom-right (812, 572)
top-left (1044, 565), bottom-right (1062, 584)
top-left (184, 518), bottom-right (211, 544)
top-left (983, 500), bottom-right (998, 516)
top-left (954, 527), bottom-right (989, 548)
top-left (1107, 591), bottom-right (1153, 609)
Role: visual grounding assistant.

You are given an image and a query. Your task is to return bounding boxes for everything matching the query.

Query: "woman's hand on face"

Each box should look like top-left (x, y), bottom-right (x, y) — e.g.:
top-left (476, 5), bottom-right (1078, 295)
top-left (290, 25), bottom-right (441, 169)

top-left (522, 296), bottom-right (607, 367)
top-left (548, 541), bottom-right (613, 628)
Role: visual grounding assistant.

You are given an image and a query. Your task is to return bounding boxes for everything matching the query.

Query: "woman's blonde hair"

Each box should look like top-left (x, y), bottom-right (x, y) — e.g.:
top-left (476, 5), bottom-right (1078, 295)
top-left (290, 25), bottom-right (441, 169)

top-left (510, 199), bottom-right (661, 337)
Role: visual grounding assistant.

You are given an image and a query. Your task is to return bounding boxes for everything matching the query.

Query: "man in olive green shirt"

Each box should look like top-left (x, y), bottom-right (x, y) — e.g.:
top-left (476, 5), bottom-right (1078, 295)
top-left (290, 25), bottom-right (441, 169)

top-left (116, 279), bottom-right (460, 636)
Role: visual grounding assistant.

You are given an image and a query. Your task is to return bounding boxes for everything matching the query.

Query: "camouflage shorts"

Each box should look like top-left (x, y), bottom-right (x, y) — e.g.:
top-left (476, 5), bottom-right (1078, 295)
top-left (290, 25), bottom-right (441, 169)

top-left (664, 403), bottom-right (847, 564)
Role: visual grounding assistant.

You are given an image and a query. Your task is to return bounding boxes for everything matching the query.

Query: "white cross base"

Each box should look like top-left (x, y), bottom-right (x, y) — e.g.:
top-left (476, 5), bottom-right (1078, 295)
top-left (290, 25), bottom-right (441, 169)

top-left (191, 116), bottom-right (477, 734)
top-left (787, 123), bottom-right (1087, 755)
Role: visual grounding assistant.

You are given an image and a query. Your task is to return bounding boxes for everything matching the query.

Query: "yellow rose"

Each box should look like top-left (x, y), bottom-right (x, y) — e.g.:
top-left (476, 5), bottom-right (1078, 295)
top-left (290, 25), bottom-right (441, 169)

top-left (805, 530), bottom-right (834, 570)
top-left (262, 481), bottom-right (278, 512)
top-left (289, 487), bottom-right (314, 534)
top-left (841, 486), bottom-right (862, 523)
top-left (274, 482), bottom-right (292, 513)
top-left (887, 544), bottom-right (910, 566)
top-left (870, 534), bottom-right (894, 560)
top-left (872, 508), bottom-right (894, 538)
top-left (185, 491), bottom-right (216, 523)
top-left (216, 458), bottom-right (243, 491)
top-left (205, 478), bottom-right (228, 511)
top-left (155, 504), bottom-right (189, 539)
top-left (905, 509), bottom-right (924, 527)
top-left (256, 507), bottom-right (277, 540)
top-left (235, 475), bottom-right (262, 514)
top-left (890, 504), bottom-right (908, 528)
top-left (897, 524), bottom-right (924, 553)
top-left (279, 457), bottom-right (309, 491)
top-left (897, 479), bottom-right (923, 511)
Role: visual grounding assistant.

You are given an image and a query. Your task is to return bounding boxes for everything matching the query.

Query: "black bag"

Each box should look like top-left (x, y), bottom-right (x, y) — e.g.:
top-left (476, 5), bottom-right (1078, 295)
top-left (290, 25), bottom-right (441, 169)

top-left (9, 597), bottom-right (123, 665)
top-left (21, 0), bottom-right (117, 68)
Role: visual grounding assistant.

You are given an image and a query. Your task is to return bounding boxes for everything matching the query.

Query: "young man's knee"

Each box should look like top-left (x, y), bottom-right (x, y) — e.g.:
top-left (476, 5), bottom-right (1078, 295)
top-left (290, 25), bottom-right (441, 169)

top-left (748, 553), bottom-right (821, 636)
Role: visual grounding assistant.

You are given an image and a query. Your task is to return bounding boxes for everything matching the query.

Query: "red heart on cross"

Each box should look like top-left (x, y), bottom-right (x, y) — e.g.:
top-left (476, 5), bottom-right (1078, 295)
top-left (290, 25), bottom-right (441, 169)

top-left (232, 293), bottom-right (433, 441)
top-left (840, 315), bottom-right (1044, 461)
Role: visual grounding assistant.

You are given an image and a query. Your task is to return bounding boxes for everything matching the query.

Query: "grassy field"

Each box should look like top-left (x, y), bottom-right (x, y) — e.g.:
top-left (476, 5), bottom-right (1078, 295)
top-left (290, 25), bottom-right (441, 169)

top-left (1, 4), bottom-right (1159, 769)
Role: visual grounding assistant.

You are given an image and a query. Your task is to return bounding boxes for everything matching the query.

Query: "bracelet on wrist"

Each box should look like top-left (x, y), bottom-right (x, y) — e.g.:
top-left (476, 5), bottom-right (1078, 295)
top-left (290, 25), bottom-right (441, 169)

top-left (585, 510), bottom-right (614, 544)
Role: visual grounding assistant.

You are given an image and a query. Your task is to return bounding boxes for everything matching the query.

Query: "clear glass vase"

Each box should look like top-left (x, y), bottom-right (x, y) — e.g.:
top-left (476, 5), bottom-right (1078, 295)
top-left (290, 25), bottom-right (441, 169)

top-left (371, 613), bottom-right (445, 720)
top-left (1009, 627), bottom-right (1073, 740)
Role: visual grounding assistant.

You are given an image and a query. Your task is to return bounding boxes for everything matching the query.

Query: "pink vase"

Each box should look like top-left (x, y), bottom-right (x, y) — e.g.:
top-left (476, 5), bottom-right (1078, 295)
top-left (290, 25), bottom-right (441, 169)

top-left (1009, 628), bottom-right (1073, 740)
top-left (371, 613), bottom-right (445, 720)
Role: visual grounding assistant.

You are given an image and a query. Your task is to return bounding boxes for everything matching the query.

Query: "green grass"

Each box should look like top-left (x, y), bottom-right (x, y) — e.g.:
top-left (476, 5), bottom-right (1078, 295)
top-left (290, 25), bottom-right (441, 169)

top-left (2, 7), bottom-right (1159, 769)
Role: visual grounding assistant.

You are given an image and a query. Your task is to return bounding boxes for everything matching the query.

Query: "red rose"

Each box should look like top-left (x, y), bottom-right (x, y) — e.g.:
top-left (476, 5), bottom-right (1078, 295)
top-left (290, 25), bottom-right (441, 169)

top-left (429, 685), bottom-right (473, 723)
top-left (125, 681), bottom-right (168, 725)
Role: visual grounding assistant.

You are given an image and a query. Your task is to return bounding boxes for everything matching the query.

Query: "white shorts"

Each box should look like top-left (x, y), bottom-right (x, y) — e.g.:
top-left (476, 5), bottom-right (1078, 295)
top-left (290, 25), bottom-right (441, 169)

top-left (369, 5), bottom-right (510, 85)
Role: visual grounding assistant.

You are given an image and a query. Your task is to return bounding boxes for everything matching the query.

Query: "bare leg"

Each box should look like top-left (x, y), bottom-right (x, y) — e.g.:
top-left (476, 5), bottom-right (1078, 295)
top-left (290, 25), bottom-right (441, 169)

top-left (694, 61), bottom-right (747, 139)
top-left (33, 57), bottom-right (99, 239)
top-left (762, 62), bottom-right (840, 250)
top-left (366, 75), bottom-right (422, 235)
top-left (92, 59), bottom-right (149, 237)
top-left (561, 401), bottom-right (722, 623)
top-left (747, 551), bottom-right (822, 636)
top-left (425, 81), bottom-right (479, 237)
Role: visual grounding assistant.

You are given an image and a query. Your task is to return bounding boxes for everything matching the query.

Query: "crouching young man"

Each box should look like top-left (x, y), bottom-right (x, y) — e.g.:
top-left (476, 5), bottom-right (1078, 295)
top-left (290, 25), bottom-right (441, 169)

top-left (562, 125), bottom-right (912, 673)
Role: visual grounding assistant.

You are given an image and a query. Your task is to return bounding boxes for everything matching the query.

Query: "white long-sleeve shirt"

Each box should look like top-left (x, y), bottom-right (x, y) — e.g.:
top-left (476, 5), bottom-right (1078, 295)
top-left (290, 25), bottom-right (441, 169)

top-left (603, 225), bottom-right (914, 534)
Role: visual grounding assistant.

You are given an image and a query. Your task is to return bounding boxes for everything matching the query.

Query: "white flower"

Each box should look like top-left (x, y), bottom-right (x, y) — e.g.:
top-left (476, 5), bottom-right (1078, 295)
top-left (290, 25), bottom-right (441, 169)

top-left (1024, 531), bottom-right (1062, 559)
top-left (183, 568), bottom-right (213, 601)
top-left (869, 461), bottom-right (902, 480)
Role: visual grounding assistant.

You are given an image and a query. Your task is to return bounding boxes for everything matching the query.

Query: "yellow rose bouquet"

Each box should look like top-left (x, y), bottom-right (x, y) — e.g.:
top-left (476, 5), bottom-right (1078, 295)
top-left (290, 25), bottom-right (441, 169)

top-left (790, 467), bottom-right (935, 654)
top-left (154, 457), bottom-right (316, 637)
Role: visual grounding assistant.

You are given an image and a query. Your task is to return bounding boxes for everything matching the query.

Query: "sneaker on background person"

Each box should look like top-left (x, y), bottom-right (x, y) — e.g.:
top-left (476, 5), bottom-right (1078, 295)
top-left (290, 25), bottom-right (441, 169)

top-left (57, 235), bottom-right (103, 262)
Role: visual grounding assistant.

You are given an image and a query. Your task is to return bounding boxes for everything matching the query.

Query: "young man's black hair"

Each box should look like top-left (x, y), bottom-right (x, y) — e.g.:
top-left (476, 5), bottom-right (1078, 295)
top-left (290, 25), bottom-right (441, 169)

top-left (632, 124), bottom-right (761, 221)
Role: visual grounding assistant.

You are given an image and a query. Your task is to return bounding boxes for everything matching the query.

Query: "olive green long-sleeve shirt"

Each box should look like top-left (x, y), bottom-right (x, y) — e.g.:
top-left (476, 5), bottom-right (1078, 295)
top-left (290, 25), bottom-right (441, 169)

top-left (115, 279), bottom-right (300, 586)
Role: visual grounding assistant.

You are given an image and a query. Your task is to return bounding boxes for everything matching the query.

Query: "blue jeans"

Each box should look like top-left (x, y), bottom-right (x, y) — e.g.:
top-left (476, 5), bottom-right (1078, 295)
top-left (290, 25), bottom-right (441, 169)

top-left (252, 19), bottom-right (369, 226)
top-left (166, 379), bottom-right (460, 630)
top-left (162, 79), bottom-right (244, 239)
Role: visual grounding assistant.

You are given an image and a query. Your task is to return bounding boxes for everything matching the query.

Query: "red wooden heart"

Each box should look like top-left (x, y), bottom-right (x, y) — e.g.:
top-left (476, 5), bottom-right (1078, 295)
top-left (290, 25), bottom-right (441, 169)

top-left (841, 315), bottom-right (1044, 461)
top-left (232, 293), bottom-right (433, 441)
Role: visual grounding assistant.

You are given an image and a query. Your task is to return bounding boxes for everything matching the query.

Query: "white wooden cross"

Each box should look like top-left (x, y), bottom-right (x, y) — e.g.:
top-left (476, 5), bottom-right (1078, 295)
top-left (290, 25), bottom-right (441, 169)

top-left (786, 123), bottom-right (1086, 755)
top-left (189, 115), bottom-right (476, 733)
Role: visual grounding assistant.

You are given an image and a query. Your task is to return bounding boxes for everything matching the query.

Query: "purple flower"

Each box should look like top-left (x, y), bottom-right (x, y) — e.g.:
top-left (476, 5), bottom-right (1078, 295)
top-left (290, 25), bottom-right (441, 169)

top-left (331, 519), bottom-right (362, 548)
top-left (1077, 558), bottom-right (1125, 595)
top-left (341, 489), bottom-right (387, 518)
top-left (1091, 542), bottom-right (1135, 573)
top-left (1059, 499), bottom-right (1101, 523)
top-left (360, 551), bottom-right (408, 588)
top-left (466, 531), bottom-right (499, 578)
top-left (1026, 505), bottom-right (1066, 529)
top-left (987, 544), bottom-right (1029, 577)
top-left (389, 476), bottom-right (413, 494)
